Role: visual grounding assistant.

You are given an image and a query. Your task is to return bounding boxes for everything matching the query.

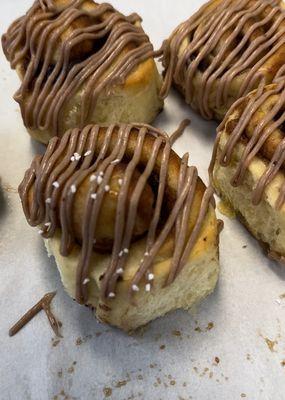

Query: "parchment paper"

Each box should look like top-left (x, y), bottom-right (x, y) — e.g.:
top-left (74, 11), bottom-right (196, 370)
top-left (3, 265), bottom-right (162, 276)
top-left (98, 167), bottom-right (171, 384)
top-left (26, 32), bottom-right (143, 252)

top-left (1, 1), bottom-right (285, 399)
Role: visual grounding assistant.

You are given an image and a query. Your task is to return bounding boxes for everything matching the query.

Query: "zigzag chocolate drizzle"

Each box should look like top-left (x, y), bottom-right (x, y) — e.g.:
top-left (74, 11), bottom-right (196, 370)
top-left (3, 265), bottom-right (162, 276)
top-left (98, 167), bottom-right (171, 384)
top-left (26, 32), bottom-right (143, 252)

top-left (2, 0), bottom-right (157, 134)
top-left (160, 0), bottom-right (285, 119)
top-left (19, 123), bottom-right (214, 304)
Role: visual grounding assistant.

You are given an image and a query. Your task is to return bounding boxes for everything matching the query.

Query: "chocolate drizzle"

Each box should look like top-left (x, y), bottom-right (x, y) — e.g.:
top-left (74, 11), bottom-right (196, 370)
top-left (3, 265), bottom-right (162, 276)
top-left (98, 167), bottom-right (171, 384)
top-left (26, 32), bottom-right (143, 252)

top-left (2, 0), bottom-right (157, 135)
top-left (19, 123), bottom-right (215, 304)
top-left (160, 0), bottom-right (285, 120)
top-left (210, 75), bottom-right (285, 210)
top-left (9, 292), bottom-right (62, 337)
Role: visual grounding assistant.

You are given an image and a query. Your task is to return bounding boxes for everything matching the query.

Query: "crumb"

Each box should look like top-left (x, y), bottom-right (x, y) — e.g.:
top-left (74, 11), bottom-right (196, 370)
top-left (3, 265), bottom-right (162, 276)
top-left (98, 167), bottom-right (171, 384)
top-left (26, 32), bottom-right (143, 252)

top-left (156, 378), bottom-right (161, 385)
top-left (207, 322), bottom-right (214, 331)
top-left (280, 293), bottom-right (285, 299)
top-left (67, 366), bottom-right (74, 374)
top-left (209, 372), bottom-right (213, 379)
top-left (76, 337), bottom-right (83, 346)
top-left (243, 245), bottom-right (247, 249)
top-left (149, 364), bottom-right (157, 369)
top-left (115, 380), bottom-right (128, 388)
top-left (169, 380), bottom-right (176, 386)
top-left (103, 387), bottom-right (112, 397)
top-left (281, 360), bottom-right (285, 367)
top-left (172, 330), bottom-right (182, 337)
top-left (57, 370), bottom-right (63, 378)
top-left (183, 382), bottom-right (187, 387)
top-left (52, 338), bottom-right (60, 347)
top-left (264, 338), bottom-right (277, 352)
top-left (214, 356), bottom-right (220, 365)
top-left (241, 394), bottom-right (247, 398)
top-left (194, 327), bottom-right (202, 333)
top-left (193, 367), bottom-right (199, 374)
top-left (137, 375), bottom-right (143, 380)
top-left (160, 345), bottom-right (166, 350)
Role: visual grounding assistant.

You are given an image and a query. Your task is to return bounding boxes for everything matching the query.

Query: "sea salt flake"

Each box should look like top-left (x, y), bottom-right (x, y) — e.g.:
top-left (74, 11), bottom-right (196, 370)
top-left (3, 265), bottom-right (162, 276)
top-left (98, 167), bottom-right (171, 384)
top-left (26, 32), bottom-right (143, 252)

top-left (116, 268), bottom-right (124, 275)
top-left (148, 273), bottom-right (154, 281)
top-left (70, 184), bottom-right (77, 193)
top-left (52, 181), bottom-right (60, 188)
top-left (97, 176), bottom-right (103, 185)
top-left (132, 284), bottom-right (140, 292)
top-left (145, 283), bottom-right (151, 292)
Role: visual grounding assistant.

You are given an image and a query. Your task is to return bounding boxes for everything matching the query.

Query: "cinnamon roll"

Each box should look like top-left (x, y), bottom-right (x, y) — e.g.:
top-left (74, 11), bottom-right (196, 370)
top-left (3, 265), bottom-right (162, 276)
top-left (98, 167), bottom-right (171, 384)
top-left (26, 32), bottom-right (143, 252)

top-left (160, 0), bottom-right (285, 121)
top-left (19, 123), bottom-right (220, 331)
top-left (2, 0), bottom-right (163, 144)
top-left (210, 77), bottom-right (285, 264)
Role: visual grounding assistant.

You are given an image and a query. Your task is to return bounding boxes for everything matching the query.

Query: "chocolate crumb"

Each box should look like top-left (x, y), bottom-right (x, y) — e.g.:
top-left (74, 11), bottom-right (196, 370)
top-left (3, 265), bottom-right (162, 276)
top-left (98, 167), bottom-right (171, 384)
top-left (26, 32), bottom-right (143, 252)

top-left (207, 322), bottom-right (214, 331)
top-left (115, 380), bottom-right (128, 388)
top-left (241, 394), bottom-right (246, 398)
top-left (103, 387), bottom-right (112, 398)
top-left (67, 366), bottom-right (74, 374)
top-left (52, 338), bottom-right (60, 347)
top-left (170, 380), bottom-right (176, 386)
top-left (264, 337), bottom-right (277, 352)
top-left (160, 345), bottom-right (166, 350)
top-left (281, 360), bottom-right (285, 367)
top-left (76, 337), bottom-right (83, 346)
top-left (214, 357), bottom-right (220, 365)
top-left (172, 330), bottom-right (182, 337)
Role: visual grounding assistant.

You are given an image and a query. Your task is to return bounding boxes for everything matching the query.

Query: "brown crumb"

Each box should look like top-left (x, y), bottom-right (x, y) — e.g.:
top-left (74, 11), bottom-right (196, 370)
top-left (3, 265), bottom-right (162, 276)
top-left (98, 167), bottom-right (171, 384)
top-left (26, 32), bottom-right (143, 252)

top-left (149, 363), bottom-right (157, 369)
top-left (170, 380), bottom-right (176, 386)
top-left (57, 370), bottom-right (63, 378)
top-left (156, 378), bottom-right (162, 385)
top-left (160, 345), bottom-right (166, 350)
top-left (52, 338), bottom-right (60, 347)
top-left (280, 293), bottom-right (285, 299)
top-left (194, 327), bottom-right (202, 333)
top-left (76, 337), bottom-right (83, 346)
top-left (137, 375), bottom-right (143, 380)
top-left (281, 360), bottom-right (285, 367)
top-left (115, 380), bottom-right (128, 388)
top-left (243, 245), bottom-right (247, 249)
top-left (209, 372), bottom-right (213, 379)
top-left (53, 396), bottom-right (58, 400)
top-left (241, 394), bottom-right (247, 398)
top-left (214, 357), bottom-right (220, 365)
top-left (103, 387), bottom-right (112, 398)
top-left (193, 367), bottom-right (199, 374)
top-left (207, 322), bottom-right (214, 331)
top-left (172, 330), bottom-right (182, 337)
top-left (264, 338), bottom-right (277, 352)
top-left (67, 366), bottom-right (74, 374)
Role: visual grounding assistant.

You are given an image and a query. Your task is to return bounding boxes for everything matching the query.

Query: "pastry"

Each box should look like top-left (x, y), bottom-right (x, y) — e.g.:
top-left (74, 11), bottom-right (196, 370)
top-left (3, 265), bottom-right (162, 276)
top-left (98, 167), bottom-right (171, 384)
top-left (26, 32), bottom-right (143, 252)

top-left (19, 123), bottom-right (221, 332)
top-left (160, 0), bottom-right (285, 121)
top-left (2, 0), bottom-right (163, 144)
top-left (210, 77), bottom-right (285, 264)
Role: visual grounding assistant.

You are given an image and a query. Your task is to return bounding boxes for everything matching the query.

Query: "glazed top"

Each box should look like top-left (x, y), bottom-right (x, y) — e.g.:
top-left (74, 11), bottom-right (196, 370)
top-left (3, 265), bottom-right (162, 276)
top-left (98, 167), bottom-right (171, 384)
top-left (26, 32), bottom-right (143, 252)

top-left (19, 123), bottom-right (215, 304)
top-left (160, 0), bottom-right (285, 119)
top-left (210, 74), bottom-right (285, 211)
top-left (2, 0), bottom-right (156, 134)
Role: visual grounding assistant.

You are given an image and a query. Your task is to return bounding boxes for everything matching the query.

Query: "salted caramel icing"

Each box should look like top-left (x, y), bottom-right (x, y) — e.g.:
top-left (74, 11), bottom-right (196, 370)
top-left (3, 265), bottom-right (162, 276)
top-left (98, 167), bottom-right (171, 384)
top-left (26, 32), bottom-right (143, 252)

top-left (2, 0), bottom-right (157, 135)
top-left (210, 75), bottom-right (285, 210)
top-left (19, 123), bottom-right (215, 304)
top-left (160, 0), bottom-right (285, 119)
top-left (9, 292), bottom-right (62, 337)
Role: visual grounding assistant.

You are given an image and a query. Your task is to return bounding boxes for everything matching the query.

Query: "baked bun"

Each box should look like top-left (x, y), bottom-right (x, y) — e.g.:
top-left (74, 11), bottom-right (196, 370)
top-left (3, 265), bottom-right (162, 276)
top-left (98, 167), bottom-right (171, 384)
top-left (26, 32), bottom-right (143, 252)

top-left (210, 78), bottom-right (285, 264)
top-left (2, 0), bottom-right (163, 144)
top-left (19, 123), bottom-right (220, 332)
top-left (160, 0), bottom-right (285, 121)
